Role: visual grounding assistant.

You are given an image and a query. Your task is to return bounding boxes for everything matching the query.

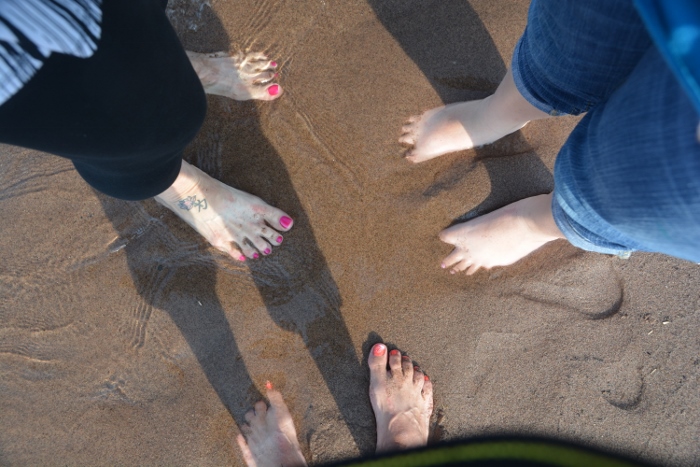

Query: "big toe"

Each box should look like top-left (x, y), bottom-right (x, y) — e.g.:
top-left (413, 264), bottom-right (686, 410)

top-left (368, 343), bottom-right (389, 386)
top-left (254, 83), bottom-right (283, 101)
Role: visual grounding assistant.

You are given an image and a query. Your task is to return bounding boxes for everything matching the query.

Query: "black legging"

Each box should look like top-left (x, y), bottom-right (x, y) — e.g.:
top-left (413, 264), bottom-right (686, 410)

top-left (0, 0), bottom-right (206, 200)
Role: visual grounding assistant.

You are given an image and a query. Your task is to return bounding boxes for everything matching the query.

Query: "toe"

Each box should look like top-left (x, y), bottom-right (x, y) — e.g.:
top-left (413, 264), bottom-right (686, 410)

top-left (254, 400), bottom-right (268, 418)
top-left (388, 349), bottom-right (403, 375)
top-left (413, 366), bottom-right (425, 386)
top-left (238, 241), bottom-right (259, 260)
top-left (236, 434), bottom-right (256, 466)
top-left (451, 258), bottom-right (472, 273)
top-left (214, 241), bottom-right (245, 262)
top-left (398, 134), bottom-right (415, 146)
top-left (270, 213), bottom-right (293, 232)
top-left (407, 114), bottom-right (420, 124)
top-left (248, 234), bottom-right (272, 256)
top-left (244, 408), bottom-right (256, 423)
top-left (257, 225), bottom-right (282, 247)
top-left (368, 343), bottom-right (389, 385)
top-left (401, 355), bottom-right (413, 377)
top-left (249, 83), bottom-right (283, 101)
top-left (438, 225), bottom-right (460, 244)
top-left (368, 343), bottom-right (388, 370)
top-left (253, 71), bottom-right (277, 85)
top-left (441, 248), bottom-right (465, 270)
top-left (466, 263), bottom-right (482, 275)
top-left (422, 376), bottom-right (434, 401)
top-left (263, 83), bottom-right (283, 99)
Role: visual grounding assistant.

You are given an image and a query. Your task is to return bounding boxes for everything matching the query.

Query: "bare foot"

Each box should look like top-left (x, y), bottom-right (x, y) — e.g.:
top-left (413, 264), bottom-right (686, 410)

top-left (236, 385), bottom-right (307, 467)
top-left (187, 51), bottom-right (283, 101)
top-left (400, 69), bottom-right (549, 163)
top-left (368, 343), bottom-right (433, 453)
top-left (155, 160), bottom-right (293, 261)
top-left (440, 193), bottom-right (565, 275)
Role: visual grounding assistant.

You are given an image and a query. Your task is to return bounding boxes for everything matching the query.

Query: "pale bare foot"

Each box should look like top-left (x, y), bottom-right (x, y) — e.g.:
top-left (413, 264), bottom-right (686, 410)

top-left (187, 51), bottom-right (283, 101)
top-left (368, 343), bottom-right (433, 453)
top-left (236, 385), bottom-right (307, 467)
top-left (400, 69), bottom-right (549, 163)
top-left (439, 193), bottom-right (565, 275)
top-left (155, 160), bottom-right (293, 261)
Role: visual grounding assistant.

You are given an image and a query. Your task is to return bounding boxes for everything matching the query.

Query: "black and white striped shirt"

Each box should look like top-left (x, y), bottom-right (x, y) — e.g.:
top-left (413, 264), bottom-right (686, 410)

top-left (0, 0), bottom-right (102, 105)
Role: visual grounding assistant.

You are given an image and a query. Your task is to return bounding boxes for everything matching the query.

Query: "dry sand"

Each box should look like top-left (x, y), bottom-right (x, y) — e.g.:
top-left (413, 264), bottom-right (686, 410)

top-left (1, 0), bottom-right (699, 465)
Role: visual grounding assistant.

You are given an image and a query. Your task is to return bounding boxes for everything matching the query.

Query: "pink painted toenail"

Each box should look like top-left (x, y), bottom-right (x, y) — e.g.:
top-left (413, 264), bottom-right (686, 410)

top-left (441, 263), bottom-right (446, 269)
top-left (279, 216), bottom-right (293, 229)
top-left (390, 349), bottom-right (399, 356)
top-left (268, 84), bottom-right (280, 96)
top-left (373, 344), bottom-right (386, 356)
top-left (276, 236), bottom-right (283, 244)
top-left (264, 248), bottom-right (271, 255)
top-left (265, 380), bottom-right (273, 390)
top-left (239, 255), bottom-right (246, 262)
top-left (270, 61), bottom-right (277, 67)
top-left (274, 73), bottom-right (279, 78)
top-left (253, 252), bottom-right (259, 259)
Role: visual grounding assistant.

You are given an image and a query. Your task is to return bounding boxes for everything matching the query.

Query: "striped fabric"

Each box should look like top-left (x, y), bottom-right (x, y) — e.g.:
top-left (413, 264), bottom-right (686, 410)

top-left (0, 0), bottom-right (102, 105)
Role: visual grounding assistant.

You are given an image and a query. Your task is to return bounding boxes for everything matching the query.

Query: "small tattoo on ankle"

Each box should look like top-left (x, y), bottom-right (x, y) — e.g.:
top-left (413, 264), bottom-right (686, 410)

top-left (178, 195), bottom-right (208, 212)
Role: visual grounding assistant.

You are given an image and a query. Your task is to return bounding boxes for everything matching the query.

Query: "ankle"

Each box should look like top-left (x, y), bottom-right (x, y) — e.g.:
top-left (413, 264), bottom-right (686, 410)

top-left (154, 160), bottom-right (203, 206)
top-left (520, 194), bottom-right (565, 241)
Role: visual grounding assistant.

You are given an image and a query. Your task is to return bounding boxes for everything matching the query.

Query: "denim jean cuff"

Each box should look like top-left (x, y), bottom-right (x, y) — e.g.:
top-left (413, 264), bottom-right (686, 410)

top-left (511, 38), bottom-right (566, 117)
top-left (551, 193), bottom-right (633, 257)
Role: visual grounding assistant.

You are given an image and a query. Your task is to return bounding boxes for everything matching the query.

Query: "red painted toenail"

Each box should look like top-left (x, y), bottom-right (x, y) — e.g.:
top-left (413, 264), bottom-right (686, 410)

top-left (279, 216), bottom-right (293, 229)
top-left (264, 248), bottom-right (271, 255)
top-left (424, 375), bottom-right (429, 381)
top-left (402, 355), bottom-right (410, 361)
top-left (239, 255), bottom-right (246, 262)
top-left (414, 366), bottom-right (420, 371)
top-left (390, 349), bottom-right (399, 356)
top-left (373, 344), bottom-right (386, 356)
top-left (276, 236), bottom-right (283, 244)
top-left (265, 380), bottom-right (273, 390)
top-left (270, 61), bottom-right (277, 67)
top-left (268, 84), bottom-right (280, 96)
top-left (253, 253), bottom-right (259, 259)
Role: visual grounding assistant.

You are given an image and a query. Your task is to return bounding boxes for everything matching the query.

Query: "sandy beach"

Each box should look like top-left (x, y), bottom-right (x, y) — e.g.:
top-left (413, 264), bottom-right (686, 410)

top-left (1, 0), bottom-right (699, 465)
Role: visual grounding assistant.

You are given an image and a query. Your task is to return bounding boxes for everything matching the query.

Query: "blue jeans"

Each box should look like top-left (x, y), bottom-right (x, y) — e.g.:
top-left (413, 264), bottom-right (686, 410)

top-left (511, 0), bottom-right (700, 262)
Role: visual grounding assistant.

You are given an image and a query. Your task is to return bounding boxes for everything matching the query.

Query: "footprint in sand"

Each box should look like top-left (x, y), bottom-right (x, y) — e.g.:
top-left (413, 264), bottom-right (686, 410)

top-left (505, 249), bottom-right (624, 319)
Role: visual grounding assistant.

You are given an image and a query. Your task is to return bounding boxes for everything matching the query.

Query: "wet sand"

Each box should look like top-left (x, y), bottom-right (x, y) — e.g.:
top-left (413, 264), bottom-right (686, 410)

top-left (1, 0), bottom-right (699, 465)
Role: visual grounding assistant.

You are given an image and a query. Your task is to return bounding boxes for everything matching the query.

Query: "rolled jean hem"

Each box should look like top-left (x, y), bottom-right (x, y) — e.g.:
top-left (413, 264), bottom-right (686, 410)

top-left (551, 194), bottom-right (634, 257)
top-left (511, 39), bottom-right (568, 117)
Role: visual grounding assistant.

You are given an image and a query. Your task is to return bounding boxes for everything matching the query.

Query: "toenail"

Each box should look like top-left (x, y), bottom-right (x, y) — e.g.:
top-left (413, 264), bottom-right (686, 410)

top-left (270, 61), bottom-right (277, 67)
top-left (276, 236), bottom-right (283, 244)
top-left (274, 73), bottom-right (279, 78)
top-left (264, 248), bottom-right (271, 255)
top-left (390, 349), bottom-right (399, 356)
top-left (372, 343), bottom-right (386, 356)
top-left (402, 355), bottom-right (410, 361)
top-left (239, 255), bottom-right (246, 262)
top-left (268, 84), bottom-right (280, 96)
top-left (424, 375), bottom-right (429, 381)
top-left (414, 366), bottom-right (420, 371)
top-left (265, 380), bottom-right (273, 390)
top-left (279, 216), bottom-right (293, 229)
top-left (253, 253), bottom-right (259, 259)
top-left (441, 263), bottom-right (446, 269)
